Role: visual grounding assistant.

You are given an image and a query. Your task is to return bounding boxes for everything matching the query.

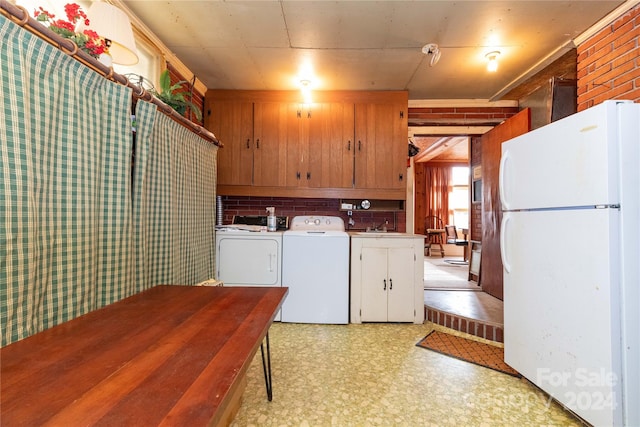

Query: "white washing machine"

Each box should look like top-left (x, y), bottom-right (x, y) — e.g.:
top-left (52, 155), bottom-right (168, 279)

top-left (215, 226), bottom-right (283, 320)
top-left (281, 216), bottom-right (349, 324)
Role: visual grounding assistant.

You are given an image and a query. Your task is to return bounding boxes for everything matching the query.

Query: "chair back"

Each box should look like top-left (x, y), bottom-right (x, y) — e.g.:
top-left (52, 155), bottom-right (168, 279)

top-left (425, 215), bottom-right (443, 233)
top-left (445, 225), bottom-right (458, 242)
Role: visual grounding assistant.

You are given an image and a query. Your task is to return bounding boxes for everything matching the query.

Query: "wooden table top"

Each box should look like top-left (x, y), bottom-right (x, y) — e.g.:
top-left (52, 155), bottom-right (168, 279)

top-left (1, 285), bottom-right (287, 426)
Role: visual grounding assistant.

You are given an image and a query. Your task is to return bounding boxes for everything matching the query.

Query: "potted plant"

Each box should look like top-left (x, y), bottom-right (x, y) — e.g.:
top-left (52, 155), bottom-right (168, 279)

top-left (151, 69), bottom-right (202, 122)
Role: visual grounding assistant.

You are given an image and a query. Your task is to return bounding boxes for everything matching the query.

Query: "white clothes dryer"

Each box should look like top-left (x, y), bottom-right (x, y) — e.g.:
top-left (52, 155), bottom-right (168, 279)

top-left (215, 228), bottom-right (283, 320)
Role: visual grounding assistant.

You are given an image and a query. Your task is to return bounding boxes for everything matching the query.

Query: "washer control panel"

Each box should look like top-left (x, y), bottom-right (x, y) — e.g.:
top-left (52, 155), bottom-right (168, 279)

top-left (288, 216), bottom-right (345, 231)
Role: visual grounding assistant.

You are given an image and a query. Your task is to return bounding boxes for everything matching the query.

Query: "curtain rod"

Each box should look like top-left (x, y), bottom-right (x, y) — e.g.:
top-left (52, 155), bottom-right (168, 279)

top-left (0, 0), bottom-right (220, 147)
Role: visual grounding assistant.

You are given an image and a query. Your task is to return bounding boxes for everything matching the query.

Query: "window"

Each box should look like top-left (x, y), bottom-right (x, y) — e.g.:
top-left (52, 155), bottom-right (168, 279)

top-left (449, 166), bottom-right (469, 228)
top-left (113, 36), bottom-right (161, 89)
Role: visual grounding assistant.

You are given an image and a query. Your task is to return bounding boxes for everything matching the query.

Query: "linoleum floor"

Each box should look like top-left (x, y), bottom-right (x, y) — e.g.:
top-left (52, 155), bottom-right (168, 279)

top-left (230, 322), bottom-right (582, 426)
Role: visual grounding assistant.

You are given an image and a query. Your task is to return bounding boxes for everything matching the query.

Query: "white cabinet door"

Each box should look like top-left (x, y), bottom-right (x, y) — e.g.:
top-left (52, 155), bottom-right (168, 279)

top-left (387, 247), bottom-right (415, 322)
top-left (360, 247), bottom-right (389, 322)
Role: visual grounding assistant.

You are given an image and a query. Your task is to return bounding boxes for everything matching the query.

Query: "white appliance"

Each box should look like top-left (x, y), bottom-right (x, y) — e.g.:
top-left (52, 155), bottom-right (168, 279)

top-left (499, 100), bottom-right (639, 426)
top-left (281, 216), bottom-right (349, 324)
top-left (215, 227), bottom-right (283, 320)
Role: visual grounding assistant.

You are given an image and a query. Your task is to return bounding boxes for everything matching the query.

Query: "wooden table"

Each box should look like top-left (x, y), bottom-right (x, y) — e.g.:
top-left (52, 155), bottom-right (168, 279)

top-left (0, 285), bottom-right (287, 426)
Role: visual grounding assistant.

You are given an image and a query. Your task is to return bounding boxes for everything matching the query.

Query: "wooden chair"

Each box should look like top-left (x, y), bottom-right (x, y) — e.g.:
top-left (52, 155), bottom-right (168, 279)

top-left (424, 216), bottom-right (445, 257)
top-left (445, 225), bottom-right (469, 262)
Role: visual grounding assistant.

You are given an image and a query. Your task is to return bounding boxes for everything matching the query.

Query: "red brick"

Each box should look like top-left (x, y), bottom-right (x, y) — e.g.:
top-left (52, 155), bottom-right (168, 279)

top-left (614, 64), bottom-right (640, 86)
top-left (578, 4), bottom-right (640, 105)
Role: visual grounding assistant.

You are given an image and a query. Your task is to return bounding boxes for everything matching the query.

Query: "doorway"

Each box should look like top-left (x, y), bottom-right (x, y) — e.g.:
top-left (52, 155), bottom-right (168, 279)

top-left (412, 135), bottom-right (470, 260)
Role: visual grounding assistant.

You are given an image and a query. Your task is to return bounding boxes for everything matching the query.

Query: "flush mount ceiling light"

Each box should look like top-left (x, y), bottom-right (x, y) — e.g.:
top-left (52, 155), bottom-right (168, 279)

top-left (422, 43), bottom-right (441, 67)
top-left (485, 51), bottom-right (500, 72)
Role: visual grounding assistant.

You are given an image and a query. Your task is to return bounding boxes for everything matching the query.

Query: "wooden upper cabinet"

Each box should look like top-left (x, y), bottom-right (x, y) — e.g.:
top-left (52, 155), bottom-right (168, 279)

top-left (354, 102), bottom-right (407, 189)
top-left (253, 102), bottom-right (288, 187)
top-left (284, 102), bottom-right (355, 188)
top-left (284, 103), bottom-right (310, 187)
top-left (205, 90), bottom-right (408, 199)
top-left (308, 102), bottom-right (355, 189)
top-left (207, 100), bottom-right (253, 186)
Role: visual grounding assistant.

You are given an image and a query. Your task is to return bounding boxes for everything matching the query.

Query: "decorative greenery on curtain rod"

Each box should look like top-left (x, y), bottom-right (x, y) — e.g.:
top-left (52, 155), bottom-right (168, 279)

top-left (0, 2), bottom-right (218, 146)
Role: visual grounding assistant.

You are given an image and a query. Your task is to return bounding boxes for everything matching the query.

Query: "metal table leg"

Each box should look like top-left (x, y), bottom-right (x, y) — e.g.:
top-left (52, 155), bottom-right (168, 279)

top-left (260, 332), bottom-right (273, 401)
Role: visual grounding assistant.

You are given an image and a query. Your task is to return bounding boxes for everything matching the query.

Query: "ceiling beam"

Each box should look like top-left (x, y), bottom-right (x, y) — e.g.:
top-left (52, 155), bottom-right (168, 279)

top-left (409, 126), bottom-right (493, 136)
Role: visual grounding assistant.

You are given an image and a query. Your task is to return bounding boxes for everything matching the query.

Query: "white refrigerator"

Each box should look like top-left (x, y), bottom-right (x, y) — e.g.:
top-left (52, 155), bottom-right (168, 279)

top-left (499, 100), bottom-right (639, 426)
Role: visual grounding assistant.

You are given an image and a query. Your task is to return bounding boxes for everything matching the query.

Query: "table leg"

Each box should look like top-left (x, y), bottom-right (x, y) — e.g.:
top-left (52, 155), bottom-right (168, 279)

top-left (260, 332), bottom-right (273, 401)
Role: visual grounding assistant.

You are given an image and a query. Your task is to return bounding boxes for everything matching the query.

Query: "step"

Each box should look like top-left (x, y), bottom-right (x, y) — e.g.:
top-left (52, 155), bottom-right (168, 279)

top-left (425, 305), bottom-right (504, 342)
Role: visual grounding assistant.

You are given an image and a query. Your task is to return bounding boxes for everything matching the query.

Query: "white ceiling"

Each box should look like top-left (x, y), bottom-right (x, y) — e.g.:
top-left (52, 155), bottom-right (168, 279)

top-left (122, 0), bottom-right (627, 100)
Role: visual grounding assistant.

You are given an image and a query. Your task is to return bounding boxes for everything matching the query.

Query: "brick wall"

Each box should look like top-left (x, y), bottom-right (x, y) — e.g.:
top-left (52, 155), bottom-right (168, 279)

top-left (577, 4), bottom-right (640, 110)
top-left (220, 196), bottom-right (407, 233)
top-left (166, 63), bottom-right (205, 126)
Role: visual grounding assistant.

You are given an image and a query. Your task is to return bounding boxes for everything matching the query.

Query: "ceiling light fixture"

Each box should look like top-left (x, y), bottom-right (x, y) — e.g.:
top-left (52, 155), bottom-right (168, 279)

top-left (421, 43), bottom-right (441, 67)
top-left (485, 51), bottom-right (500, 72)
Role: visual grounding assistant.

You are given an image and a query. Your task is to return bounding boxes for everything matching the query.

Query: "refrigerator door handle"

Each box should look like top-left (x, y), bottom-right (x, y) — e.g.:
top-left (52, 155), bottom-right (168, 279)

top-left (499, 150), bottom-right (510, 210)
top-left (500, 214), bottom-right (511, 273)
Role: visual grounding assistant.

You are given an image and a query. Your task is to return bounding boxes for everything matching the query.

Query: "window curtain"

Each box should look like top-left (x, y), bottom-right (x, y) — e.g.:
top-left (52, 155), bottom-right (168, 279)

top-left (424, 166), bottom-right (452, 229)
top-left (134, 101), bottom-right (218, 287)
top-left (0, 16), bottom-right (135, 345)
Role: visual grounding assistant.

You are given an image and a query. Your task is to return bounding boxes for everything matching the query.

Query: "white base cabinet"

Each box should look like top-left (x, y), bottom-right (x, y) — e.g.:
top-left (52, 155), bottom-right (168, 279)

top-left (350, 234), bottom-right (424, 324)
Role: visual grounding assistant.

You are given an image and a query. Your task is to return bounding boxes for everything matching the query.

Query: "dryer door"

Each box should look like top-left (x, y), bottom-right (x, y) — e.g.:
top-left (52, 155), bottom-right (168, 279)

top-left (217, 237), bottom-right (280, 286)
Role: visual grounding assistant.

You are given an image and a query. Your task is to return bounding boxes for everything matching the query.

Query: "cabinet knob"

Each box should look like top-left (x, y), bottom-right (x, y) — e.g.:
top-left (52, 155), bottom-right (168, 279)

top-left (246, 138), bottom-right (250, 149)
top-left (256, 138), bottom-right (260, 149)
top-left (383, 279), bottom-right (386, 290)
top-left (306, 172), bottom-right (311, 180)
top-left (389, 278), bottom-right (393, 290)
top-left (399, 173), bottom-right (403, 181)
top-left (347, 140), bottom-right (351, 151)
top-left (296, 172), bottom-right (301, 180)
top-left (358, 140), bottom-right (362, 151)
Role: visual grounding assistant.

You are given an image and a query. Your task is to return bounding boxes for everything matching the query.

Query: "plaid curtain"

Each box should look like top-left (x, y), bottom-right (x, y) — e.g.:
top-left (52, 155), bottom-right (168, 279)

top-left (0, 16), bottom-right (135, 345)
top-left (134, 102), bottom-right (218, 287)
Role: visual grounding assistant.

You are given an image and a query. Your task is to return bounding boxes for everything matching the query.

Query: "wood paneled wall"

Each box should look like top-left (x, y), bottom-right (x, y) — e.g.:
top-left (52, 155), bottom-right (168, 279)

top-left (479, 108), bottom-right (531, 300)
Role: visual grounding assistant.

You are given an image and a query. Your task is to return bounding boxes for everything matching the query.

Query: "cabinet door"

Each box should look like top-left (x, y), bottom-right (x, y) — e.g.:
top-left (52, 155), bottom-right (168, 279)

top-left (254, 102), bottom-right (288, 187)
top-left (208, 101), bottom-right (253, 186)
top-left (386, 246), bottom-right (416, 322)
top-left (360, 247), bottom-right (389, 322)
top-left (308, 102), bottom-right (355, 188)
top-left (285, 103), bottom-right (310, 187)
top-left (354, 102), bottom-right (407, 189)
